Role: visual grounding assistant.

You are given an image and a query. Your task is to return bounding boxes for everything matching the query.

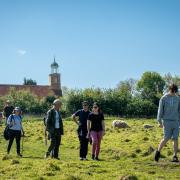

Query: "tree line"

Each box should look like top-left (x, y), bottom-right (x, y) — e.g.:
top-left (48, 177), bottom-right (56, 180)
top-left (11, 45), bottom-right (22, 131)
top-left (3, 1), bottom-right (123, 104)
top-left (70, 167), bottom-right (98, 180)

top-left (0, 72), bottom-right (179, 118)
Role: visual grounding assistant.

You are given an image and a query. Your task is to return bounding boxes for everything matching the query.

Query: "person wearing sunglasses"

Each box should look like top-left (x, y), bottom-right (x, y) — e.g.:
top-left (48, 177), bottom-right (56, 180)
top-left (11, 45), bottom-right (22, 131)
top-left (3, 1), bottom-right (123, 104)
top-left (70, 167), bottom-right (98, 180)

top-left (72, 101), bottom-right (91, 160)
top-left (7, 107), bottom-right (24, 157)
top-left (87, 102), bottom-right (105, 160)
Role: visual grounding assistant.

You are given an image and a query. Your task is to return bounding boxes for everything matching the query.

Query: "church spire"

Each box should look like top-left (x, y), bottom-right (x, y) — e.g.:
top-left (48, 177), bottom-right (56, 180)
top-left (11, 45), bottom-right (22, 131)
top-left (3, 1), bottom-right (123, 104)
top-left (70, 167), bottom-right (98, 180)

top-left (51, 56), bottom-right (59, 74)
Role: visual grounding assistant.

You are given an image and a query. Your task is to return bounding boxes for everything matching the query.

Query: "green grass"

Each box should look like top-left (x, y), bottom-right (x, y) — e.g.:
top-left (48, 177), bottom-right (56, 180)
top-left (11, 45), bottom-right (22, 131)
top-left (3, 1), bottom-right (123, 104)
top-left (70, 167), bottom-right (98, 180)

top-left (0, 118), bottom-right (180, 180)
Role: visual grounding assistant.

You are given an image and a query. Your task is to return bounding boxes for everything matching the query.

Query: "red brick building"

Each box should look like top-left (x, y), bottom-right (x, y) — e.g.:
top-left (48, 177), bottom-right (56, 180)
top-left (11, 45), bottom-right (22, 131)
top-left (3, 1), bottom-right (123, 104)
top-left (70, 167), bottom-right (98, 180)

top-left (0, 58), bottom-right (62, 98)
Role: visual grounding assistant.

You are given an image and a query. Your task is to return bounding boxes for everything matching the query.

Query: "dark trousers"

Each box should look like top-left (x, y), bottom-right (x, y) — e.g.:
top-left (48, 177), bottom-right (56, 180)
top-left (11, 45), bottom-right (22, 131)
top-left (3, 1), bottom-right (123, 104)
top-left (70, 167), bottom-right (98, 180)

top-left (7, 130), bottom-right (21, 154)
top-left (47, 129), bottom-right (61, 158)
top-left (78, 135), bottom-right (89, 158)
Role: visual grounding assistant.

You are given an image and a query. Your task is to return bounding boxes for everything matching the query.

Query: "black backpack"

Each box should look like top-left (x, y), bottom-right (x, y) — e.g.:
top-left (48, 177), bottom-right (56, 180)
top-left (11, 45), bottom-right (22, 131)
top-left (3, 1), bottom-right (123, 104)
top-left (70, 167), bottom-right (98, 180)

top-left (3, 115), bottom-right (15, 140)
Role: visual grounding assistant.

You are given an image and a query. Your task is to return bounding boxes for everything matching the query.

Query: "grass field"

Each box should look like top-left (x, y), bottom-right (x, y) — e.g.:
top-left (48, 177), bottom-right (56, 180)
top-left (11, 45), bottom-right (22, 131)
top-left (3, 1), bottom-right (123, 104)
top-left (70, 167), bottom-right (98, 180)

top-left (0, 117), bottom-right (180, 180)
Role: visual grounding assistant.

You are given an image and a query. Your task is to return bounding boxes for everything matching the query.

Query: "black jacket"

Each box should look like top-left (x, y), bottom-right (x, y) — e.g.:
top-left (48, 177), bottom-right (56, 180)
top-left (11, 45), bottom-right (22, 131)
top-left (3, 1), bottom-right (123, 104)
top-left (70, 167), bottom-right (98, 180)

top-left (46, 108), bottom-right (64, 135)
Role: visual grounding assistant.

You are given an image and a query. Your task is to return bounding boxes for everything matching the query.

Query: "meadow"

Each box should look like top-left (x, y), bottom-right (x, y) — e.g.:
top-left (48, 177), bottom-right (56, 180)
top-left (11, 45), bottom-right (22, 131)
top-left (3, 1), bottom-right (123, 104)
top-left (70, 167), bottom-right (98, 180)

top-left (0, 117), bottom-right (180, 180)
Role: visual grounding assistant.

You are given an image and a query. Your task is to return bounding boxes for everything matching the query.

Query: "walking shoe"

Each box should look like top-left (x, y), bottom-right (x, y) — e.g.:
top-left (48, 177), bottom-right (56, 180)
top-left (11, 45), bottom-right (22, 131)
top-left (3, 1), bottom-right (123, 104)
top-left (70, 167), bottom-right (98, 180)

top-left (44, 152), bottom-right (50, 159)
top-left (80, 157), bottom-right (84, 161)
top-left (17, 153), bottom-right (22, 157)
top-left (154, 150), bottom-right (160, 162)
top-left (172, 156), bottom-right (179, 163)
top-left (92, 154), bottom-right (95, 160)
top-left (54, 157), bottom-right (60, 160)
top-left (95, 156), bottom-right (99, 161)
top-left (83, 157), bottom-right (88, 161)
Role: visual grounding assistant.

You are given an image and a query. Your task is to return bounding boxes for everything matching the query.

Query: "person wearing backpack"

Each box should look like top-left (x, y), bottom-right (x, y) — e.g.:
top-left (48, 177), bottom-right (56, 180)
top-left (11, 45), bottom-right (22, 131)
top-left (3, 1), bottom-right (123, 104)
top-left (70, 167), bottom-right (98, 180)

top-left (7, 107), bottom-right (24, 157)
top-left (45, 99), bottom-right (64, 160)
top-left (72, 101), bottom-right (91, 160)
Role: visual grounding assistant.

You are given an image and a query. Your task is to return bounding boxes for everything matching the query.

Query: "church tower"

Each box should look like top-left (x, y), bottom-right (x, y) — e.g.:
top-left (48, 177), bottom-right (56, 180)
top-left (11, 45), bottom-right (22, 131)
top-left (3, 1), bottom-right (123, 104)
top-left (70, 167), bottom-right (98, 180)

top-left (49, 57), bottom-right (62, 96)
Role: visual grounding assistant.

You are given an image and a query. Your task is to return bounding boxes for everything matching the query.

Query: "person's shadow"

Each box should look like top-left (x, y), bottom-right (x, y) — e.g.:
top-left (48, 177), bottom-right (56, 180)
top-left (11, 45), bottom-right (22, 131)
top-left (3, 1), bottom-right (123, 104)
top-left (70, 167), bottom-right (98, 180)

top-left (22, 156), bottom-right (44, 159)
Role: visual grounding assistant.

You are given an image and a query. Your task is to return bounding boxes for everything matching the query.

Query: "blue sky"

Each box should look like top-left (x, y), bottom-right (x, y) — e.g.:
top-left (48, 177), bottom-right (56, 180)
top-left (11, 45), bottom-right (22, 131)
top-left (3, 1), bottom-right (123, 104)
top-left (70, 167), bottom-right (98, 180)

top-left (0, 0), bottom-right (179, 88)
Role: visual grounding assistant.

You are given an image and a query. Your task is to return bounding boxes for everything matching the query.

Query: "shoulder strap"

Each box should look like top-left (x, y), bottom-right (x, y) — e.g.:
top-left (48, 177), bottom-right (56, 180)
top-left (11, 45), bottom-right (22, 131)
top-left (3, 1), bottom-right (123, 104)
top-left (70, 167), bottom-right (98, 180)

top-left (8, 115), bottom-right (15, 127)
top-left (10, 115), bottom-right (14, 122)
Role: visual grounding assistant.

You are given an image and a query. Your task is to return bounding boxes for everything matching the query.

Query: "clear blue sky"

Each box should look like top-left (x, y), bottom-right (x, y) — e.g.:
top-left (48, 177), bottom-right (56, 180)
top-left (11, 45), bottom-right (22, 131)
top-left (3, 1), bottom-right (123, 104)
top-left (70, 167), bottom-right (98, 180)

top-left (0, 0), bottom-right (179, 88)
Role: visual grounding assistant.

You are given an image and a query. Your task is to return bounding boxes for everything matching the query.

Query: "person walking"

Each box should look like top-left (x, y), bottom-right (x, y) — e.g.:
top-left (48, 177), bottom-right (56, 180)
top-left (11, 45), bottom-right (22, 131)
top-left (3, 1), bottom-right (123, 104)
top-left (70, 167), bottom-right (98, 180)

top-left (155, 84), bottom-right (180, 162)
top-left (87, 102), bottom-right (105, 160)
top-left (45, 99), bottom-right (64, 160)
top-left (72, 101), bottom-right (91, 160)
top-left (3, 100), bottom-right (14, 124)
top-left (7, 107), bottom-right (24, 157)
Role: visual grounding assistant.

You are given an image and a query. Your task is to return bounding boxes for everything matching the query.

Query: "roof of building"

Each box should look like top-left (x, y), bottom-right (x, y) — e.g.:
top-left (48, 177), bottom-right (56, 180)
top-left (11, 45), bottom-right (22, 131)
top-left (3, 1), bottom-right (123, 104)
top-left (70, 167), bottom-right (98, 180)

top-left (0, 84), bottom-right (55, 97)
top-left (51, 57), bottom-right (59, 68)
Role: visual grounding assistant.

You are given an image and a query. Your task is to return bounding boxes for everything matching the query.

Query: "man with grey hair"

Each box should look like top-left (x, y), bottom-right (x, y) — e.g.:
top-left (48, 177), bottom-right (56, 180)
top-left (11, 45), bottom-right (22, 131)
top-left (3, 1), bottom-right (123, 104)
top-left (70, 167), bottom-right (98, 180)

top-left (45, 99), bottom-right (64, 160)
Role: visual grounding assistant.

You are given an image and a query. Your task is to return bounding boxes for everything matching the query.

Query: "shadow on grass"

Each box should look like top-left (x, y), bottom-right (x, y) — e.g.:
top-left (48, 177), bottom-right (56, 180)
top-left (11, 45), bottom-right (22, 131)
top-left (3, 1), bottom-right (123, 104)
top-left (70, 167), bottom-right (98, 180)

top-left (22, 156), bottom-right (44, 160)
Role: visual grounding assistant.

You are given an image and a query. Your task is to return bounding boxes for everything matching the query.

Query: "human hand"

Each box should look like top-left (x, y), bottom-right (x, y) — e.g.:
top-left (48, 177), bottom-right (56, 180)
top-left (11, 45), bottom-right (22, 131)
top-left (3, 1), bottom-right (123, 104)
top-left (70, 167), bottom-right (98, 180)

top-left (22, 131), bottom-right (25, 137)
top-left (102, 130), bottom-right (105, 136)
top-left (86, 132), bottom-right (90, 139)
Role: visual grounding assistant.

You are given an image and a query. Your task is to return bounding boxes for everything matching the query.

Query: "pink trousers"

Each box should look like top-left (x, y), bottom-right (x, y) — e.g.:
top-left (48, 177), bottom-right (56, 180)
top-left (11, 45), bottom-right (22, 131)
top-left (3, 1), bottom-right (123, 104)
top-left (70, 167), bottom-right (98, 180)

top-left (90, 131), bottom-right (103, 157)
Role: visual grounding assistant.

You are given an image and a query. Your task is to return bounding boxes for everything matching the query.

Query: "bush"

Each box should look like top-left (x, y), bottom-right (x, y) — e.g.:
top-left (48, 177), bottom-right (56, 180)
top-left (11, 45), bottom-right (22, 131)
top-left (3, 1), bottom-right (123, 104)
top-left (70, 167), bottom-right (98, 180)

top-left (126, 97), bottom-right (157, 117)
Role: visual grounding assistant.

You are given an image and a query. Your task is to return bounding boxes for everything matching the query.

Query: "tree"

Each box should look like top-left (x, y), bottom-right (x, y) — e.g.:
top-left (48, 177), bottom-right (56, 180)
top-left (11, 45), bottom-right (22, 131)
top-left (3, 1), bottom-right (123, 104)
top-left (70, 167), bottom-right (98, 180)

top-left (164, 73), bottom-right (180, 93)
top-left (126, 97), bottom-right (157, 117)
top-left (23, 78), bottom-right (37, 85)
top-left (5, 88), bottom-right (48, 114)
top-left (137, 72), bottom-right (165, 105)
top-left (117, 78), bottom-right (137, 96)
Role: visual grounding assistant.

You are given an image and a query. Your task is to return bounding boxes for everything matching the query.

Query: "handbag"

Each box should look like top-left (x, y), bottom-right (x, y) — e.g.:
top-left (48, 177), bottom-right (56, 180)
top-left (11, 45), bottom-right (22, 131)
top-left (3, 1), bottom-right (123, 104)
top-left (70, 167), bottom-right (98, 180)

top-left (3, 125), bottom-right (11, 140)
top-left (3, 115), bottom-right (14, 140)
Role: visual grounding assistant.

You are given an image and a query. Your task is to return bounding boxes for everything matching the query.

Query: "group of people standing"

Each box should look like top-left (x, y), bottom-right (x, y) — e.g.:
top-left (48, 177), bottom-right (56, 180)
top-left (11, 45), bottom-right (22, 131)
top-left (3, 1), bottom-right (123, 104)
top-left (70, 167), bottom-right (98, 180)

top-left (2, 83), bottom-right (180, 163)
top-left (45, 100), bottom-right (105, 160)
top-left (2, 98), bottom-right (105, 160)
top-left (72, 101), bottom-right (105, 160)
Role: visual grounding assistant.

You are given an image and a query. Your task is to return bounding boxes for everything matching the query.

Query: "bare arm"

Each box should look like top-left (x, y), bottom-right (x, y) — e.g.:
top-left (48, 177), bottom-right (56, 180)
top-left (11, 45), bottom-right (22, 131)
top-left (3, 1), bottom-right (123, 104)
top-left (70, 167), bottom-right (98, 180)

top-left (20, 121), bottom-right (25, 136)
top-left (87, 120), bottom-right (91, 132)
top-left (102, 120), bottom-right (105, 135)
top-left (72, 114), bottom-right (79, 125)
top-left (86, 120), bottom-right (91, 138)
